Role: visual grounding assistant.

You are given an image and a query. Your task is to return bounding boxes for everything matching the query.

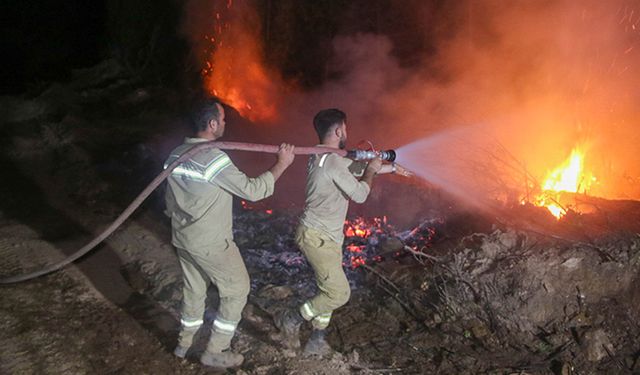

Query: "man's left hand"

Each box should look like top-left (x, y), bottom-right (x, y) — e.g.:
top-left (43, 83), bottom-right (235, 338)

top-left (366, 157), bottom-right (383, 175)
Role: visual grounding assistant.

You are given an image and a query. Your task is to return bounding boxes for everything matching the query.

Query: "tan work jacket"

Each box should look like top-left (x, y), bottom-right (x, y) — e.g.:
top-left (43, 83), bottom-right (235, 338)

top-left (164, 138), bottom-right (274, 250)
top-left (299, 152), bottom-right (370, 244)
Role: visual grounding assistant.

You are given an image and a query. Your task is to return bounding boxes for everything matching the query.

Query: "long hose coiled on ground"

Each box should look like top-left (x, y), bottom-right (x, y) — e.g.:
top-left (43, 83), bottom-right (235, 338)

top-left (0, 141), bottom-right (347, 284)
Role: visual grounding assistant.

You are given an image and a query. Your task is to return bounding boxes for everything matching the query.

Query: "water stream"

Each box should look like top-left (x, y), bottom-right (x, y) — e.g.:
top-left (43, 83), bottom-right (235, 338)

top-left (393, 126), bottom-right (516, 211)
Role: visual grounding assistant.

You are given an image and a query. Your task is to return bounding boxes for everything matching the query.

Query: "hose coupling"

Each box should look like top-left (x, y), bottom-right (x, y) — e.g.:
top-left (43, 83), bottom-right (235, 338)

top-left (346, 149), bottom-right (396, 162)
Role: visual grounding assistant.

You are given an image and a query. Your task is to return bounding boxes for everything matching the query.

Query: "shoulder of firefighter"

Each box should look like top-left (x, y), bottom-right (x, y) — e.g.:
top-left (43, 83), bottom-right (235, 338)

top-left (163, 141), bottom-right (275, 222)
top-left (320, 152), bottom-right (371, 204)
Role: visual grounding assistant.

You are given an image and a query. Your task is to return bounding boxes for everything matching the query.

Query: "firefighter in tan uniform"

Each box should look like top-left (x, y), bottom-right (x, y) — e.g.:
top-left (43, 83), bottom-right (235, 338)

top-left (164, 98), bottom-right (295, 369)
top-left (274, 108), bottom-right (409, 356)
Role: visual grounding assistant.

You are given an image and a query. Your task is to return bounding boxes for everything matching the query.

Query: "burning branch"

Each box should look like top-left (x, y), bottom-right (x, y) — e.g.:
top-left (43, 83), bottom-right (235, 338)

top-left (403, 245), bottom-right (440, 263)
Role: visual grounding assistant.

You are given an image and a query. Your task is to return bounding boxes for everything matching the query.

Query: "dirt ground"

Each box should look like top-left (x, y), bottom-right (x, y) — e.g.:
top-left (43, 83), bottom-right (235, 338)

top-left (2, 63), bottom-right (640, 374)
top-left (0, 219), bottom-right (205, 375)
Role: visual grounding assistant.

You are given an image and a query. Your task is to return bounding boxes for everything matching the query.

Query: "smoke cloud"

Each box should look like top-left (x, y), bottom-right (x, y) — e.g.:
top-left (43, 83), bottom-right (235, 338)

top-left (181, 0), bottom-right (640, 217)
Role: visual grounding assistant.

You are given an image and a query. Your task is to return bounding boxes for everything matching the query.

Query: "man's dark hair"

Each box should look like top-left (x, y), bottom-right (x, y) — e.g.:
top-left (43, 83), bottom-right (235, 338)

top-left (190, 97), bottom-right (222, 133)
top-left (313, 108), bottom-right (346, 142)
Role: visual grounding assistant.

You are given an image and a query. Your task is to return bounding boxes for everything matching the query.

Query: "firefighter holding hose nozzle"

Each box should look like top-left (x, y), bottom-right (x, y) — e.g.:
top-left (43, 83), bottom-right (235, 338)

top-left (164, 97), bottom-right (294, 369)
top-left (272, 108), bottom-right (410, 356)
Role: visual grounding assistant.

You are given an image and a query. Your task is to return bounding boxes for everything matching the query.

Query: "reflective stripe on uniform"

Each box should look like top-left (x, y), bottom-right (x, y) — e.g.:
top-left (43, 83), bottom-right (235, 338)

top-left (165, 153), bottom-right (231, 182)
top-left (318, 154), bottom-right (329, 168)
top-left (163, 154), bottom-right (182, 169)
top-left (213, 318), bottom-right (238, 334)
top-left (172, 165), bottom-right (206, 180)
top-left (180, 318), bottom-right (203, 328)
top-left (203, 154), bottom-right (231, 181)
top-left (300, 301), bottom-right (316, 320)
top-left (314, 313), bottom-right (331, 324)
top-left (312, 312), bottom-right (332, 329)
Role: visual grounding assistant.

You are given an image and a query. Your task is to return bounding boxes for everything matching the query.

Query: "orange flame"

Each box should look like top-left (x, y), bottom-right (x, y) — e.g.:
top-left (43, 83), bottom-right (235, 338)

top-left (201, 1), bottom-right (280, 122)
top-left (536, 146), bottom-right (596, 219)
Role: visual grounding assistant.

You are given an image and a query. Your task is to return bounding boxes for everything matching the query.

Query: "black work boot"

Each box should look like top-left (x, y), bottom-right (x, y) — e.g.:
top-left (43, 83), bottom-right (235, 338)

top-left (272, 308), bottom-right (304, 349)
top-left (303, 329), bottom-right (332, 357)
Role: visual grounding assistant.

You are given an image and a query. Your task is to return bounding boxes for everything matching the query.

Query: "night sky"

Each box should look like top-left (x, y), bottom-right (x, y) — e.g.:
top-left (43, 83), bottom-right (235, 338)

top-left (1, 0), bottom-right (440, 96)
top-left (2, 1), bottom-right (108, 94)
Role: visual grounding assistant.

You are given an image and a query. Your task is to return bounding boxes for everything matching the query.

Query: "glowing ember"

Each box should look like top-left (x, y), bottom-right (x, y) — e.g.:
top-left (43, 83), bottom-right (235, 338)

top-left (344, 216), bottom-right (385, 238)
top-left (344, 225), bottom-right (369, 238)
top-left (343, 216), bottom-right (390, 269)
top-left (350, 256), bottom-right (366, 268)
top-left (240, 200), bottom-right (273, 214)
top-left (536, 146), bottom-right (596, 219)
top-left (341, 216), bottom-right (440, 269)
top-left (346, 244), bottom-right (365, 253)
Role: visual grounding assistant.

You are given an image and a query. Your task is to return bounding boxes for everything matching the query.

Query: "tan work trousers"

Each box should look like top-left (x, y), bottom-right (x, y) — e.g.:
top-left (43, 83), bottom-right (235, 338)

top-left (176, 239), bottom-right (250, 353)
top-left (296, 225), bottom-right (350, 329)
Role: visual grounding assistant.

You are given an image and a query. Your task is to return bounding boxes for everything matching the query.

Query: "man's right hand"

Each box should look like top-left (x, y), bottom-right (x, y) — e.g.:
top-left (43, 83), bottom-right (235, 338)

top-left (270, 143), bottom-right (295, 182)
top-left (277, 143), bottom-right (295, 167)
top-left (360, 157), bottom-right (382, 189)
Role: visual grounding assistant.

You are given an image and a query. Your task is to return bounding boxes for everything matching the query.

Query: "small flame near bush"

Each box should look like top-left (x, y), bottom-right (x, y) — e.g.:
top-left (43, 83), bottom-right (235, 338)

top-left (535, 146), bottom-right (596, 219)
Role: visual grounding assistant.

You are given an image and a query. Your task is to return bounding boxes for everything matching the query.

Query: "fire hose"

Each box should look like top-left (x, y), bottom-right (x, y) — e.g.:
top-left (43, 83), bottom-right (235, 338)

top-left (0, 141), bottom-right (396, 284)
